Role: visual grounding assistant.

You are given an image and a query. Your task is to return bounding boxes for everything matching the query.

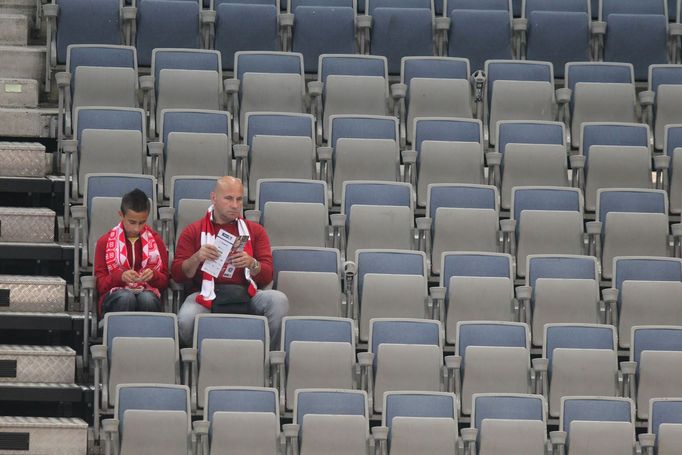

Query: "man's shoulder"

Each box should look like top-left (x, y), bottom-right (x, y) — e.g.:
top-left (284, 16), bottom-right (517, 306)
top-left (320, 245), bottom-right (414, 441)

top-left (245, 219), bottom-right (267, 236)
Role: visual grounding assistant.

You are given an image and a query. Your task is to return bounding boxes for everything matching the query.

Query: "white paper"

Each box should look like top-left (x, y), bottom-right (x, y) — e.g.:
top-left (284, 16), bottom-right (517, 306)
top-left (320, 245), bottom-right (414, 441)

top-left (200, 229), bottom-right (236, 278)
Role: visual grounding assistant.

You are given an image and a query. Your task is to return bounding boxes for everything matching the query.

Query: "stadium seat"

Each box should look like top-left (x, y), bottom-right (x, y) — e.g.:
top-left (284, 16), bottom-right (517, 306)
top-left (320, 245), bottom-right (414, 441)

top-left (641, 65), bottom-right (682, 152)
top-left (663, 124), bottom-right (682, 214)
top-left (644, 398), bottom-right (682, 455)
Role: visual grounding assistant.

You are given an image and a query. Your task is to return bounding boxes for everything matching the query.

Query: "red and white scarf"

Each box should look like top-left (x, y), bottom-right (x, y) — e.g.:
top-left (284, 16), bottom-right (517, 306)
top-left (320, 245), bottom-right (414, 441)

top-left (105, 222), bottom-right (162, 297)
top-left (195, 205), bottom-right (257, 309)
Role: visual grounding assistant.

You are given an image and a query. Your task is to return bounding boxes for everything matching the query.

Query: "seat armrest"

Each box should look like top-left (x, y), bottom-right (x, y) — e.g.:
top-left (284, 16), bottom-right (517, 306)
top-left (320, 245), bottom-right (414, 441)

top-left (444, 355), bottom-right (461, 370)
top-left (148, 141), bottom-right (163, 156)
top-left (485, 151), bottom-right (502, 167)
top-left (461, 428), bottom-right (478, 443)
top-left (672, 223), bottom-right (682, 238)
top-left (500, 218), bottom-right (516, 233)
top-left (434, 16), bottom-right (450, 31)
top-left (532, 357), bottom-right (548, 372)
top-left (244, 210), bottom-right (260, 223)
top-left (43, 3), bottom-right (58, 17)
top-left (357, 351), bottom-right (374, 366)
top-left (193, 420), bottom-right (209, 436)
top-left (569, 154), bottom-right (585, 169)
top-left (330, 214), bottom-right (346, 227)
top-left (224, 78), bottom-right (240, 94)
top-left (158, 207), bottom-right (174, 221)
top-left (344, 260), bottom-right (357, 276)
top-left (317, 146), bottom-right (332, 161)
top-left (356, 14), bottom-right (372, 29)
top-left (200, 9), bottom-right (215, 24)
top-left (401, 150), bottom-right (417, 166)
top-left (121, 5), bottom-right (136, 20)
top-left (639, 90), bottom-right (655, 107)
top-left (670, 22), bottom-right (682, 36)
top-left (654, 154), bottom-right (671, 171)
top-left (556, 87), bottom-right (572, 104)
top-left (62, 139), bottom-right (78, 156)
top-left (512, 17), bottom-right (527, 32)
top-left (550, 431), bottom-right (567, 446)
top-left (139, 75), bottom-right (154, 91)
top-left (91, 344), bottom-right (106, 360)
top-left (416, 217), bottom-right (432, 231)
top-left (515, 285), bottom-right (532, 301)
top-left (55, 71), bottom-right (71, 88)
top-left (101, 418), bottom-right (119, 434)
top-left (307, 80), bottom-right (323, 97)
top-left (233, 144), bottom-right (249, 158)
top-left (602, 288), bottom-right (618, 304)
top-left (180, 347), bottom-right (197, 363)
top-left (591, 20), bottom-right (606, 35)
top-left (620, 361), bottom-right (637, 375)
top-left (371, 425), bottom-right (388, 441)
top-left (639, 433), bottom-right (656, 449)
top-left (81, 276), bottom-right (96, 290)
top-left (586, 221), bottom-right (602, 235)
top-left (391, 83), bottom-right (407, 100)
top-left (270, 350), bottom-right (285, 365)
top-left (71, 205), bottom-right (86, 220)
top-left (279, 12), bottom-right (294, 27)
top-left (430, 286), bottom-right (446, 301)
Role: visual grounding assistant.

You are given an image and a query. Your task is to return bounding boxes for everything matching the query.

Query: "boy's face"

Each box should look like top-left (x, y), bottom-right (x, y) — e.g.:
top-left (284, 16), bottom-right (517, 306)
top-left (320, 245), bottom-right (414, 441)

top-left (119, 209), bottom-right (149, 238)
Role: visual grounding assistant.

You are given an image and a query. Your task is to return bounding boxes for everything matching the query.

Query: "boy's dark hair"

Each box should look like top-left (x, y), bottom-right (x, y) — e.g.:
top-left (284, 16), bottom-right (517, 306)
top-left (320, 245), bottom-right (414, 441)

top-left (120, 188), bottom-right (150, 214)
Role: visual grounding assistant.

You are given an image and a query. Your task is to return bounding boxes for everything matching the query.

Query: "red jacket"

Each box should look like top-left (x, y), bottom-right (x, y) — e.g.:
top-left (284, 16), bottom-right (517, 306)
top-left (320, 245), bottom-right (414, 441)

top-left (171, 218), bottom-right (273, 291)
top-left (94, 228), bottom-right (169, 315)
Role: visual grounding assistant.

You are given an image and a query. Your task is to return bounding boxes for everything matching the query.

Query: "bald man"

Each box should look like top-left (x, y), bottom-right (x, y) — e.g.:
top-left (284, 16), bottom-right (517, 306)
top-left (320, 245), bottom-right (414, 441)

top-left (171, 177), bottom-right (288, 346)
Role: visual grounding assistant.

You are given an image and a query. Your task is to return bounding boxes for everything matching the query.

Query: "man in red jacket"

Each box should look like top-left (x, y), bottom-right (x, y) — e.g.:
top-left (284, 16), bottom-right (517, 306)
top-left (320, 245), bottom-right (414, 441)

top-left (95, 188), bottom-right (169, 317)
top-left (172, 176), bottom-right (289, 347)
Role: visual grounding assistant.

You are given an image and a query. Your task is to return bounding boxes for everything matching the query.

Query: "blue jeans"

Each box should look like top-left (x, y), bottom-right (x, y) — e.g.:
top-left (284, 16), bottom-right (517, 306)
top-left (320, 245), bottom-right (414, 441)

top-left (177, 286), bottom-right (289, 348)
top-left (102, 289), bottom-right (161, 314)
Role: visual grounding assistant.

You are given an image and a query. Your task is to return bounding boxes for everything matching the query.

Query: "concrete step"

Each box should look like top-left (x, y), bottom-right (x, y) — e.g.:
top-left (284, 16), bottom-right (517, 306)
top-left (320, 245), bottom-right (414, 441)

top-left (0, 13), bottom-right (28, 45)
top-left (0, 416), bottom-right (88, 455)
top-left (0, 0), bottom-right (38, 33)
top-left (0, 45), bottom-right (44, 87)
top-left (0, 345), bottom-right (75, 383)
top-left (0, 78), bottom-right (38, 107)
top-left (0, 107), bottom-right (55, 137)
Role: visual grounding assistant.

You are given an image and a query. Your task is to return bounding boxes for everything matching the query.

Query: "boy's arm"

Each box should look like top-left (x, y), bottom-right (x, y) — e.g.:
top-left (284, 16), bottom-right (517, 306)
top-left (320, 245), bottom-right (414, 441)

top-left (94, 235), bottom-right (125, 296)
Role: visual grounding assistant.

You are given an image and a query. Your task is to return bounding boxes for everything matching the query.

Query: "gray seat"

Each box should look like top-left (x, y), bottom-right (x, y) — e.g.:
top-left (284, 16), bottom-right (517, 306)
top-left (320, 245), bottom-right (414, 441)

top-left (479, 419), bottom-right (547, 455)
top-left (658, 424), bottom-right (682, 455)
top-left (209, 411), bottom-right (280, 455)
top-left (120, 410), bottom-right (189, 455)
top-left (446, 276), bottom-right (515, 337)
top-left (568, 420), bottom-right (636, 455)
top-left (323, 76), bottom-right (388, 141)
top-left (389, 417), bottom-right (458, 455)
top-left (156, 70), bottom-right (222, 131)
top-left (248, 135), bottom-right (316, 197)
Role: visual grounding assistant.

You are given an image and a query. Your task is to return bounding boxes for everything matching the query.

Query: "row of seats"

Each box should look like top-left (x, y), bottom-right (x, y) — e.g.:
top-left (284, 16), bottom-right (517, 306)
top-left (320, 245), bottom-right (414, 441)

top-left (102, 385), bottom-right (682, 455)
top-left (43, 0), bottom-right (682, 84)
top-left (92, 311), bottom-right (682, 426)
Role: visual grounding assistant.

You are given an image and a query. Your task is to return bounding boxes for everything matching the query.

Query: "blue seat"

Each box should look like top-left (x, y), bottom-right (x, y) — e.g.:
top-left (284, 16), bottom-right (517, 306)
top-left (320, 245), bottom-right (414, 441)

top-left (312, 54), bottom-right (389, 143)
top-left (253, 178), bottom-right (327, 221)
top-left (326, 115), bottom-right (399, 204)
top-left (593, 189), bottom-right (670, 279)
top-left (509, 187), bottom-right (584, 277)
top-left (644, 65), bottom-right (682, 152)
top-left (365, 318), bottom-right (445, 413)
top-left (396, 57), bottom-right (472, 147)
top-left (276, 317), bottom-right (356, 410)
top-left (541, 324), bottom-right (618, 416)
top-left (410, 117), bottom-right (484, 207)
top-left (163, 176), bottom-right (215, 256)
top-left (197, 386), bottom-right (280, 454)
top-left (214, 3), bottom-right (279, 72)
top-left (155, 110), bottom-right (231, 199)
top-left (292, 5), bottom-right (357, 73)
top-left (271, 247), bottom-right (343, 317)
top-left (135, 0), bottom-right (202, 67)
top-left (289, 389), bottom-right (369, 454)
top-left (649, 398), bottom-right (682, 453)
top-left (369, 0), bottom-right (435, 74)
top-left (339, 181), bottom-right (414, 260)
top-left (352, 249), bottom-right (428, 342)
top-left (447, 0), bottom-right (513, 73)
top-left (664, 124), bottom-right (682, 214)
top-left (522, 0), bottom-right (591, 78)
top-left (453, 321), bottom-right (531, 415)
top-left (425, 184), bottom-right (499, 275)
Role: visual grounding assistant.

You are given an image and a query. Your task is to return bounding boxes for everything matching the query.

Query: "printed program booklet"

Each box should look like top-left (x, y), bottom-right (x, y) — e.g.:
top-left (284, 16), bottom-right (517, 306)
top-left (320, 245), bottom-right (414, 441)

top-left (200, 229), bottom-right (250, 278)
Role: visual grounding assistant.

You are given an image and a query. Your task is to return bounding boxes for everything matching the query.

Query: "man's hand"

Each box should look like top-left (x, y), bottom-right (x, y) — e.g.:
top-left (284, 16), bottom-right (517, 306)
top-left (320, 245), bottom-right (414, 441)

top-left (137, 268), bottom-right (154, 283)
top-left (121, 270), bottom-right (139, 284)
top-left (228, 251), bottom-right (254, 269)
top-left (195, 244), bottom-right (220, 262)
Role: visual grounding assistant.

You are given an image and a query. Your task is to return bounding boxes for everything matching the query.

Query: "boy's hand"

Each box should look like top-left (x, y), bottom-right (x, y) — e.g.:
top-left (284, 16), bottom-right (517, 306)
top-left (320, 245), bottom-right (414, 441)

top-left (137, 268), bottom-right (154, 283)
top-left (121, 270), bottom-right (139, 284)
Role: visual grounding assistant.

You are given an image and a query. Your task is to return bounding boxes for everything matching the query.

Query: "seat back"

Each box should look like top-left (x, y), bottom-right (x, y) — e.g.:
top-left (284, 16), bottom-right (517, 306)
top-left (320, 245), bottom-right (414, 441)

top-left (136, 2), bottom-right (202, 66)
top-left (56, 0), bottom-right (122, 64)
top-left (293, 6), bottom-right (356, 73)
top-left (649, 398), bottom-right (682, 453)
top-left (568, 420), bottom-right (635, 455)
top-left (560, 396), bottom-right (634, 444)
top-left (209, 411), bottom-right (280, 455)
top-left (448, 9), bottom-right (513, 73)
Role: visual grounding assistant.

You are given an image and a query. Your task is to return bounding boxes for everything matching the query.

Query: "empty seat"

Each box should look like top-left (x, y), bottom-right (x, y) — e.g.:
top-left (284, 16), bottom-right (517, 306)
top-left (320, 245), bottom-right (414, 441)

top-left (272, 317), bottom-right (356, 410)
top-left (408, 117), bottom-right (485, 207)
top-left (492, 120), bottom-right (568, 209)
top-left (394, 57), bottom-right (473, 146)
top-left (663, 124), bottom-right (682, 214)
top-left (90, 312), bottom-right (180, 441)
top-left (423, 184), bottom-right (500, 275)
top-left (336, 181), bottom-right (415, 260)
top-left (238, 112), bottom-right (316, 201)
top-left (520, 0), bottom-right (592, 78)
top-left (470, 393), bottom-right (548, 455)
top-left (272, 247), bottom-right (343, 317)
top-left (348, 249), bottom-right (429, 342)
top-left (194, 386), bottom-right (280, 455)
top-left (368, 0), bottom-right (436, 74)
top-left (646, 398), bottom-right (682, 455)
top-left (227, 52), bottom-right (306, 139)
top-left (642, 65), bottom-right (682, 152)
top-left (519, 255), bottom-right (601, 347)
top-left (435, 252), bottom-right (515, 344)
top-left (374, 391), bottom-right (459, 455)
top-left (624, 325), bottom-right (682, 420)
top-left (553, 396), bottom-right (636, 455)
top-left (535, 323), bottom-right (619, 418)
top-left (152, 109), bottom-right (231, 199)
top-left (142, 49), bottom-right (224, 139)
top-left (508, 187), bottom-right (585, 278)
top-left (576, 122), bottom-right (652, 212)
top-left (563, 62), bottom-right (638, 147)
top-left (286, 389), bottom-right (370, 455)
top-left (447, 0), bottom-right (514, 73)
top-left (590, 189), bottom-right (672, 280)
top-left (183, 314), bottom-right (270, 411)
top-left (363, 318), bottom-right (447, 413)
top-left (484, 60), bottom-right (558, 146)
top-left (451, 321), bottom-right (532, 415)
top-left (101, 384), bottom-right (191, 455)
top-left (310, 54), bottom-right (390, 143)
top-left (247, 179), bottom-right (329, 248)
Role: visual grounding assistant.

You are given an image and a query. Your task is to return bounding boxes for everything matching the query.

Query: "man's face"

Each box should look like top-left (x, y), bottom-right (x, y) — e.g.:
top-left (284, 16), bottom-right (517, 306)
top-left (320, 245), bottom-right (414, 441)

top-left (119, 209), bottom-right (149, 238)
top-left (211, 181), bottom-right (244, 223)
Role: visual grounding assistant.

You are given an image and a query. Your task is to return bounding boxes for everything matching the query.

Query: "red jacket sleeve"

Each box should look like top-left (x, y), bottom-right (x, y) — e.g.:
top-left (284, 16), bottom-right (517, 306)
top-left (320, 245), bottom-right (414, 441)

top-left (94, 233), bottom-right (124, 297)
top-left (147, 230), bottom-right (169, 291)
top-left (249, 221), bottom-right (274, 286)
top-left (171, 221), bottom-right (200, 283)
